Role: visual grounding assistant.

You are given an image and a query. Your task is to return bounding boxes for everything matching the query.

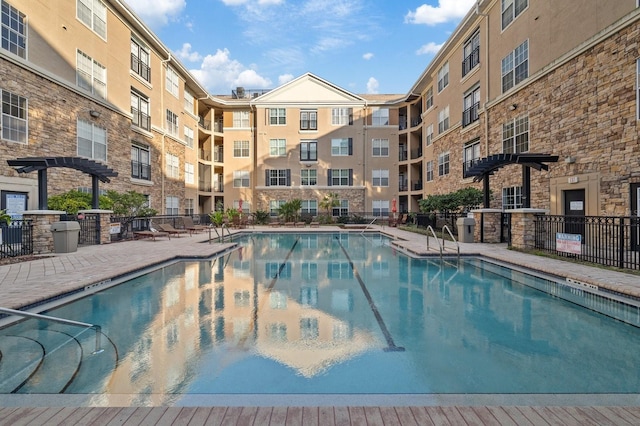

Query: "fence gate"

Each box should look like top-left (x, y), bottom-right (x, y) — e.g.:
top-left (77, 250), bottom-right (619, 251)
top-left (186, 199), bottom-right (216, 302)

top-left (501, 213), bottom-right (511, 244)
top-left (61, 213), bottom-right (100, 246)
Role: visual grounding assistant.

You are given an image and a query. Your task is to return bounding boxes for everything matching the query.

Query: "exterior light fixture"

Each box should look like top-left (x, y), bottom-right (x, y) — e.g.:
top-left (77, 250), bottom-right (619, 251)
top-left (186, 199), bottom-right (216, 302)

top-left (89, 110), bottom-right (101, 118)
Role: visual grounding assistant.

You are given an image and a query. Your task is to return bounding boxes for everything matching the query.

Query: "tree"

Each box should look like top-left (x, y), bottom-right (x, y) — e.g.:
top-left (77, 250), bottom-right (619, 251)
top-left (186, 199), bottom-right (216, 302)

top-left (47, 190), bottom-right (110, 214)
top-left (278, 199), bottom-right (302, 222)
top-left (105, 190), bottom-right (156, 217)
top-left (418, 187), bottom-right (483, 214)
top-left (319, 192), bottom-right (340, 214)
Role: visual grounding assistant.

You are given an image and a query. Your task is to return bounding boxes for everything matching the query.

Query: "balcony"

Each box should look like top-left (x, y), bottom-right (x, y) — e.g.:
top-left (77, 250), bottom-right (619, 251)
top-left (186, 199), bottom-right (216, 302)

top-left (399, 117), bottom-right (407, 131)
top-left (411, 147), bottom-right (423, 160)
top-left (131, 107), bottom-right (150, 131)
top-left (131, 161), bottom-right (151, 180)
top-left (213, 119), bottom-right (223, 133)
top-left (213, 147), bottom-right (224, 162)
top-left (399, 150), bottom-right (408, 161)
top-left (411, 116), bottom-right (423, 128)
top-left (462, 46), bottom-right (480, 77)
top-left (412, 181), bottom-right (423, 191)
top-left (399, 183), bottom-right (408, 192)
top-left (131, 53), bottom-right (151, 82)
top-left (462, 102), bottom-right (480, 127)
top-left (198, 116), bottom-right (211, 130)
top-left (199, 149), bottom-right (212, 161)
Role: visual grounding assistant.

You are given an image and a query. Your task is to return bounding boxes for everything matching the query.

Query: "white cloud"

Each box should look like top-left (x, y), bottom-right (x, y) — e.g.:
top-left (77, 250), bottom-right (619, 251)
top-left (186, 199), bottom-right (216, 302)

top-left (278, 74), bottom-right (295, 86)
top-left (416, 42), bottom-right (444, 55)
top-left (175, 43), bottom-right (202, 62)
top-left (366, 77), bottom-right (379, 94)
top-left (363, 52), bottom-right (374, 60)
top-left (190, 48), bottom-right (272, 95)
top-left (126, 0), bottom-right (186, 29)
top-left (405, 0), bottom-right (476, 25)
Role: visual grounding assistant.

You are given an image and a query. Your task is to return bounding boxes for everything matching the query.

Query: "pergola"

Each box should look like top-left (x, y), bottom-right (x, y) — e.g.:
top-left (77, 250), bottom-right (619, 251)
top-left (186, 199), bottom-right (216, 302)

top-left (7, 157), bottom-right (118, 209)
top-left (463, 153), bottom-right (559, 208)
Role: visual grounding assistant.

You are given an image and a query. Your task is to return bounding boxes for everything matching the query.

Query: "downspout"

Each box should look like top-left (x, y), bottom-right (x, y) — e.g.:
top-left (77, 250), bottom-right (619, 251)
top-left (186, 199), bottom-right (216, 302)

top-left (363, 101), bottom-right (368, 214)
top-left (160, 53), bottom-right (172, 214)
top-left (479, 1), bottom-right (490, 158)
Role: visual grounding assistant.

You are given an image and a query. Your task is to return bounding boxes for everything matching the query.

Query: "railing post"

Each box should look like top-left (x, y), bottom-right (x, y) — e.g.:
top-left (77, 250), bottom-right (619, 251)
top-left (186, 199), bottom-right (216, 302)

top-left (619, 218), bottom-right (625, 269)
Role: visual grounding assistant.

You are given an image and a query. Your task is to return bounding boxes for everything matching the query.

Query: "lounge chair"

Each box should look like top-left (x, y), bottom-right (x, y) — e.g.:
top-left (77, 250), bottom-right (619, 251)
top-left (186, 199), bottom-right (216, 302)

top-left (269, 220), bottom-right (281, 227)
top-left (182, 216), bottom-right (207, 233)
top-left (156, 223), bottom-right (190, 237)
top-left (309, 221), bottom-right (320, 228)
top-left (134, 230), bottom-right (170, 241)
top-left (294, 222), bottom-right (306, 228)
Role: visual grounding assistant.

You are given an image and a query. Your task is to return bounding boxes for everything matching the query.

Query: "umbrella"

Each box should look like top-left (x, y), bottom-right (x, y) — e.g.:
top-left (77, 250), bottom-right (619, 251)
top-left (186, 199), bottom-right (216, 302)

top-left (238, 199), bottom-right (243, 212)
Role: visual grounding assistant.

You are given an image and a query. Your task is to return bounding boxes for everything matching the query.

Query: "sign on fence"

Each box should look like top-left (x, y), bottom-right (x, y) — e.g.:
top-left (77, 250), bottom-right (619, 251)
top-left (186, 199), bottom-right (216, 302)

top-left (556, 232), bottom-right (581, 254)
top-left (110, 223), bottom-right (121, 235)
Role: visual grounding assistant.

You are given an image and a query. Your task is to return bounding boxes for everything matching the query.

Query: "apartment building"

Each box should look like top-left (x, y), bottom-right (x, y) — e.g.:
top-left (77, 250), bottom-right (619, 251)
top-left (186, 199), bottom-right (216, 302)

top-left (399, 0), bottom-right (640, 218)
top-left (0, 0), bottom-right (224, 217)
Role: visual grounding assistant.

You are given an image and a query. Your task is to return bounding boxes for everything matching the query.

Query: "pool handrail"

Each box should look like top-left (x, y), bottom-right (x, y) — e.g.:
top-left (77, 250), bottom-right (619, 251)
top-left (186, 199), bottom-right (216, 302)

top-left (0, 307), bottom-right (103, 354)
top-left (360, 217), bottom-right (377, 234)
top-left (425, 225), bottom-right (443, 258)
top-left (441, 225), bottom-right (460, 259)
top-left (208, 223), bottom-right (232, 243)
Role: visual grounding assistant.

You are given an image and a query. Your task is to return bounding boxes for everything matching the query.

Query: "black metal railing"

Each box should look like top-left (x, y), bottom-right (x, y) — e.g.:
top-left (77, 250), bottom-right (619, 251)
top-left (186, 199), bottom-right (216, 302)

top-left (0, 220), bottom-right (33, 258)
top-left (61, 213), bottom-right (100, 246)
top-left (399, 150), bottom-right (408, 161)
top-left (411, 148), bottom-right (423, 160)
top-left (412, 181), bottom-right (423, 191)
top-left (462, 46), bottom-right (480, 77)
top-left (131, 160), bottom-right (151, 180)
top-left (534, 215), bottom-right (640, 270)
top-left (411, 116), bottom-right (423, 127)
top-left (131, 53), bottom-right (151, 82)
top-left (198, 116), bottom-right (211, 130)
top-left (462, 101), bottom-right (480, 127)
top-left (501, 212), bottom-right (511, 244)
top-left (131, 107), bottom-right (150, 131)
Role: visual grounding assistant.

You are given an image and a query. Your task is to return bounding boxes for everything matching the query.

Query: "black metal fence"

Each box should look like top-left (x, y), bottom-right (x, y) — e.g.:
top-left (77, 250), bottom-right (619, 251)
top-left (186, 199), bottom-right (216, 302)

top-left (0, 220), bottom-right (34, 259)
top-left (534, 215), bottom-right (640, 270)
top-left (60, 213), bottom-right (100, 246)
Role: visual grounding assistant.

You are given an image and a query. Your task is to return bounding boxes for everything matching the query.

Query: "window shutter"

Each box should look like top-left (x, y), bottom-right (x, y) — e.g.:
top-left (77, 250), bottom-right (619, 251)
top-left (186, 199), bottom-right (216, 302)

top-left (348, 169), bottom-right (353, 186)
top-left (265, 169), bottom-right (270, 186)
top-left (348, 138), bottom-right (353, 156)
top-left (286, 169), bottom-right (291, 186)
top-left (327, 169), bottom-right (332, 186)
top-left (348, 108), bottom-right (353, 125)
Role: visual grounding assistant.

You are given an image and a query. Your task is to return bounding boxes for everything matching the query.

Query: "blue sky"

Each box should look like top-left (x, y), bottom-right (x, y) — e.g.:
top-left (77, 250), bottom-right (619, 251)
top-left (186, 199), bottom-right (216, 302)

top-left (125, 0), bottom-right (477, 96)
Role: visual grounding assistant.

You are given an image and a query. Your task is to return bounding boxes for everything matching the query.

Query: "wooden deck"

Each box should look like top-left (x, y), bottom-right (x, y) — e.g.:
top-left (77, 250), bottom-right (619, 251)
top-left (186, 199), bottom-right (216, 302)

top-left (2, 406), bottom-right (640, 425)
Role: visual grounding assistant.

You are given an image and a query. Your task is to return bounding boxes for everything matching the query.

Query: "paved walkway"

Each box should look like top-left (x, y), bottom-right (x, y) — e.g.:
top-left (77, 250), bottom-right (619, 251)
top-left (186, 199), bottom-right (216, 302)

top-left (1, 225), bottom-right (640, 425)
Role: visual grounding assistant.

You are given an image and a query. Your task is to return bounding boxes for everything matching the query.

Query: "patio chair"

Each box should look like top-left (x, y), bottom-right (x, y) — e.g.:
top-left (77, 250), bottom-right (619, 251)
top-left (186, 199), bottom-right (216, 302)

top-left (133, 230), bottom-right (170, 241)
top-left (156, 223), bottom-right (190, 237)
top-left (183, 216), bottom-right (207, 233)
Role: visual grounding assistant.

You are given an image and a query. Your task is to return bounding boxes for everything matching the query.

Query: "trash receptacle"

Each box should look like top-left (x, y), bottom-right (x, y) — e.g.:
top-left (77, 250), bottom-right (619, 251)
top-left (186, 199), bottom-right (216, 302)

top-left (51, 221), bottom-right (81, 253)
top-left (456, 217), bottom-right (475, 243)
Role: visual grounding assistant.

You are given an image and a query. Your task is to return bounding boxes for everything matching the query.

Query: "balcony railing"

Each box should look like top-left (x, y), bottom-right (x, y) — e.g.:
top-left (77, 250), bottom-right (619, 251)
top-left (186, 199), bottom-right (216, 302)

top-left (399, 183), bottom-right (408, 192)
top-left (198, 116), bottom-right (211, 130)
top-left (131, 161), bottom-right (151, 180)
top-left (412, 180), bottom-right (423, 191)
top-left (462, 102), bottom-right (480, 127)
top-left (199, 181), bottom-right (212, 192)
top-left (411, 116), bottom-right (423, 127)
top-left (399, 150), bottom-right (408, 161)
top-left (399, 117), bottom-right (407, 130)
top-left (213, 119), bottom-right (223, 133)
top-left (199, 149), bottom-right (212, 161)
top-left (411, 148), bottom-right (423, 160)
top-left (131, 53), bottom-right (151, 82)
top-left (214, 148), bottom-right (224, 162)
top-left (462, 46), bottom-right (480, 77)
top-left (131, 107), bottom-right (150, 131)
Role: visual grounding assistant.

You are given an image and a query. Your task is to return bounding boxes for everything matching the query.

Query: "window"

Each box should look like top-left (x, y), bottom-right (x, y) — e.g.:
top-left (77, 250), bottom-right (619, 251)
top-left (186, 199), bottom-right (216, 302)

top-left (372, 169), bottom-right (389, 187)
top-left (184, 91), bottom-right (194, 114)
top-left (332, 108), bottom-right (352, 125)
top-left (77, 119), bottom-right (106, 161)
top-left (300, 109), bottom-right (317, 130)
top-left (1, 89), bottom-right (27, 143)
top-left (301, 169), bottom-right (317, 186)
top-left (184, 126), bottom-right (194, 148)
top-left (269, 108), bottom-right (286, 125)
top-left (269, 139), bottom-right (286, 157)
top-left (333, 200), bottom-right (349, 217)
top-left (233, 171), bottom-right (250, 188)
top-left (77, 50), bottom-right (106, 99)
top-left (234, 200), bottom-right (250, 213)
top-left (463, 30), bottom-right (480, 77)
top-left (438, 152), bottom-right (450, 176)
top-left (462, 86), bottom-right (480, 127)
top-left (425, 124), bottom-right (433, 146)
top-left (269, 200), bottom-right (285, 216)
top-left (329, 169), bottom-right (352, 186)
top-left (130, 38), bottom-right (150, 82)
top-left (166, 66), bottom-right (179, 97)
top-left (233, 140), bottom-right (250, 158)
top-left (130, 90), bottom-right (150, 130)
top-left (502, 0), bottom-right (528, 30)
top-left (301, 200), bottom-right (317, 215)
top-left (331, 138), bottom-right (352, 156)
top-left (502, 186), bottom-right (523, 209)
top-left (372, 200), bottom-right (389, 217)
top-left (425, 87), bottom-right (433, 109)
top-left (1, 1), bottom-right (26, 58)
top-left (438, 105), bottom-right (450, 134)
top-left (185, 162), bottom-right (194, 185)
top-left (131, 144), bottom-right (150, 180)
top-left (437, 62), bottom-right (449, 92)
top-left (300, 318), bottom-right (319, 340)
top-left (266, 169), bottom-right (290, 186)
top-left (372, 108), bottom-right (389, 126)
top-left (502, 115), bottom-right (529, 153)
top-left (185, 198), bottom-right (194, 216)
top-left (300, 284), bottom-right (318, 306)
top-left (463, 138), bottom-right (481, 175)
top-left (233, 111), bottom-right (250, 128)
top-left (77, 0), bottom-right (106, 38)
top-left (426, 160), bottom-right (434, 182)
top-left (372, 139), bottom-right (389, 157)
top-left (502, 40), bottom-right (528, 93)
top-left (166, 109), bottom-right (179, 136)
top-left (300, 140), bottom-right (317, 161)
top-left (165, 153), bottom-right (179, 179)
top-left (166, 196), bottom-right (179, 215)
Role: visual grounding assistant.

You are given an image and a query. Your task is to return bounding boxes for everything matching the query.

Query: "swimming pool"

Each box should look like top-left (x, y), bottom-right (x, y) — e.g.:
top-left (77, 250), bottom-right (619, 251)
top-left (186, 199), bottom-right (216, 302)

top-left (2, 232), bottom-right (640, 405)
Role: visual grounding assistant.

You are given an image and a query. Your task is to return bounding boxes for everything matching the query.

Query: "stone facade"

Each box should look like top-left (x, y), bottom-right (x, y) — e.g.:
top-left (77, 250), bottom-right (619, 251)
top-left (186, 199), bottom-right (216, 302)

top-left (255, 188), bottom-right (365, 214)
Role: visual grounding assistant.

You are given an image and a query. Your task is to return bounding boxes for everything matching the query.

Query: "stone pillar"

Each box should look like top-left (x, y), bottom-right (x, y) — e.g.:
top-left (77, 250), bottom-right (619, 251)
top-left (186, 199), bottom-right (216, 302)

top-left (471, 209), bottom-right (503, 243)
top-left (22, 210), bottom-right (66, 254)
top-left (509, 209), bottom-right (548, 250)
top-left (79, 209), bottom-right (114, 244)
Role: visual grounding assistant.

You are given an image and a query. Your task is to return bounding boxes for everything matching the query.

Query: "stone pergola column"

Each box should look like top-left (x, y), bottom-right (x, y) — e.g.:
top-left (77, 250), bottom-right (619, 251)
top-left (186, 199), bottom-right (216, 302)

top-left (471, 209), bottom-right (503, 243)
top-left (22, 210), bottom-right (66, 254)
top-left (509, 209), bottom-right (548, 250)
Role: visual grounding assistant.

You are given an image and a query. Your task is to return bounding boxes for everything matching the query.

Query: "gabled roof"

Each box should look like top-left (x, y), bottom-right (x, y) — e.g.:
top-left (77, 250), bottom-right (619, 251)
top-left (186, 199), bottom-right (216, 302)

top-left (8, 157), bottom-right (118, 182)
top-left (251, 72), bottom-right (366, 106)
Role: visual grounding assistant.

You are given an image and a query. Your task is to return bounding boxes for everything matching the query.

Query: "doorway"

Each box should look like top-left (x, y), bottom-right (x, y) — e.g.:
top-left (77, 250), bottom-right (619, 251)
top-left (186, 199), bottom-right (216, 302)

top-left (563, 189), bottom-right (585, 237)
top-left (632, 184), bottom-right (640, 251)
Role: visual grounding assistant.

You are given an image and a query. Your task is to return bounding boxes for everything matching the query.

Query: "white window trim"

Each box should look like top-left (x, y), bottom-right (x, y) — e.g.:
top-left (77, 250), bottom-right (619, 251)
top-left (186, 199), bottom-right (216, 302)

top-left (1, 89), bottom-right (28, 144)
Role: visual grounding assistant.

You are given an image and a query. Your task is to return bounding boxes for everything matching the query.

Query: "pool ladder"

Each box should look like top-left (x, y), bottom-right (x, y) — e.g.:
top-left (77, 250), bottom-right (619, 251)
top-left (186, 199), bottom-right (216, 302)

top-left (0, 307), bottom-right (103, 354)
top-left (426, 225), bottom-right (460, 259)
top-left (208, 223), bottom-right (232, 243)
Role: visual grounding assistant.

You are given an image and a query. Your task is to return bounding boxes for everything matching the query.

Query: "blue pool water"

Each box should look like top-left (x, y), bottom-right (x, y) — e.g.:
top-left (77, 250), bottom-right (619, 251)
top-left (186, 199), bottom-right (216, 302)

top-left (2, 232), bottom-right (640, 401)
